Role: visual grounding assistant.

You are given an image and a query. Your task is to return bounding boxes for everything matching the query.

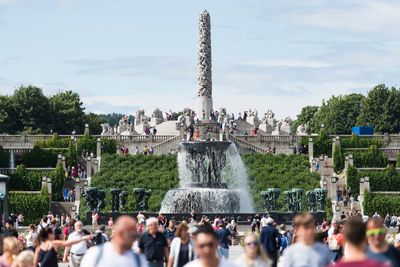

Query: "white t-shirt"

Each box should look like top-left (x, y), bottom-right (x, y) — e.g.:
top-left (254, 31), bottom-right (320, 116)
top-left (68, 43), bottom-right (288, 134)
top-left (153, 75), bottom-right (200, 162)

top-left (80, 242), bottom-right (148, 267)
top-left (184, 258), bottom-right (237, 267)
top-left (68, 231), bottom-right (88, 255)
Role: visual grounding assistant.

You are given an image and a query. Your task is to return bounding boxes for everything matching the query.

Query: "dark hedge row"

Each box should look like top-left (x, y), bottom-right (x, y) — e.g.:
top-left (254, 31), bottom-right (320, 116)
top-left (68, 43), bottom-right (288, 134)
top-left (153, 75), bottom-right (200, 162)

top-left (363, 191), bottom-right (400, 216)
top-left (346, 166), bottom-right (400, 193)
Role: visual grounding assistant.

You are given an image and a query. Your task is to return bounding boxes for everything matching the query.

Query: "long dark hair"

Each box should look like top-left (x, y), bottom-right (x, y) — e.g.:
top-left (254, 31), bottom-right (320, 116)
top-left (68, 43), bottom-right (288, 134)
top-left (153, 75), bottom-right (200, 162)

top-left (35, 227), bottom-right (54, 247)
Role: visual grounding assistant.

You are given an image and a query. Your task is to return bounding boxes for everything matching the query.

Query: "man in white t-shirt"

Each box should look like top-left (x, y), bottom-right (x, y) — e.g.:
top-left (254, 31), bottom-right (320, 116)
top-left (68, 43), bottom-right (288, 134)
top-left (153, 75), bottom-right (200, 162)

top-left (184, 225), bottom-right (237, 267)
top-left (81, 216), bottom-right (148, 267)
top-left (64, 221), bottom-right (90, 267)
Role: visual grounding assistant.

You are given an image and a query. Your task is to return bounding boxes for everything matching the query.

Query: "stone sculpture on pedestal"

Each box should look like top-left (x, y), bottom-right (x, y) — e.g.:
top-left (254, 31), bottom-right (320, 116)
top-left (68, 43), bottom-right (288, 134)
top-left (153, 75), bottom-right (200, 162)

top-left (315, 188), bottom-right (327, 211)
top-left (85, 187), bottom-right (98, 211)
top-left (284, 191), bottom-right (294, 212)
top-left (261, 188), bottom-right (280, 211)
top-left (100, 123), bottom-right (113, 136)
top-left (111, 188), bottom-right (122, 212)
top-left (119, 191), bottom-right (128, 211)
top-left (292, 188), bottom-right (303, 212)
top-left (306, 190), bottom-right (317, 212)
top-left (96, 190), bottom-right (106, 212)
top-left (133, 188), bottom-right (151, 211)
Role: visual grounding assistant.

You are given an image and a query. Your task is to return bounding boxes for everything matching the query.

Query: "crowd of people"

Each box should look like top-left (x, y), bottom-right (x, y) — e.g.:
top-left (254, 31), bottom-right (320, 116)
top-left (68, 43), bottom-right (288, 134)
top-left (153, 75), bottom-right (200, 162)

top-left (0, 211), bottom-right (400, 267)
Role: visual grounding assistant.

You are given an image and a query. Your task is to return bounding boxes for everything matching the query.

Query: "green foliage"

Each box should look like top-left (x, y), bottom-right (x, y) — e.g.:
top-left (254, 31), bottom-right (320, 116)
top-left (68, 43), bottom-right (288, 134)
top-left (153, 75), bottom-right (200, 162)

top-left (8, 165), bottom-right (65, 201)
top-left (397, 154), bottom-right (400, 168)
top-left (49, 91), bottom-right (86, 134)
top-left (314, 130), bottom-right (332, 157)
top-left (13, 85), bottom-right (50, 133)
top-left (341, 135), bottom-right (382, 148)
top-left (333, 144), bottom-right (344, 173)
top-left (310, 94), bottom-right (365, 135)
top-left (98, 113), bottom-right (134, 127)
top-left (0, 148), bottom-right (9, 167)
top-left (291, 106), bottom-right (319, 134)
top-left (84, 113), bottom-right (105, 135)
top-left (36, 134), bottom-right (70, 148)
top-left (90, 154), bottom-right (179, 212)
top-left (9, 187), bottom-right (49, 224)
top-left (347, 166), bottom-right (400, 193)
top-left (242, 153), bottom-right (320, 211)
top-left (351, 145), bottom-right (388, 168)
top-left (0, 95), bottom-right (18, 133)
top-left (358, 84), bottom-right (400, 134)
top-left (22, 146), bottom-right (57, 167)
top-left (363, 191), bottom-right (400, 216)
top-left (101, 138), bottom-right (117, 155)
top-left (76, 134), bottom-right (96, 158)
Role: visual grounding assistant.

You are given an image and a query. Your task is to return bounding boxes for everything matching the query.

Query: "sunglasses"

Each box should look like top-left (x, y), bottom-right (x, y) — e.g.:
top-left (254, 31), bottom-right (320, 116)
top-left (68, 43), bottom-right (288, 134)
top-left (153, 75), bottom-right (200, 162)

top-left (246, 241), bottom-right (259, 247)
top-left (366, 228), bottom-right (386, 237)
top-left (198, 242), bottom-right (215, 249)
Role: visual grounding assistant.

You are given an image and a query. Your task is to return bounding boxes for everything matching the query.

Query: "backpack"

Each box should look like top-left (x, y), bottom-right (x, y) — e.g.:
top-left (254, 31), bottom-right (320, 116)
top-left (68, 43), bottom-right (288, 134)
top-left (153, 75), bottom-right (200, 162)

top-left (93, 232), bottom-right (106, 246)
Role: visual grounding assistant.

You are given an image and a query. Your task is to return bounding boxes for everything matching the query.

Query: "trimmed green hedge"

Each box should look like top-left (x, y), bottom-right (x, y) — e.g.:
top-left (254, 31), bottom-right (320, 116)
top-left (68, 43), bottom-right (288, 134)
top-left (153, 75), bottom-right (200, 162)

top-left (9, 165), bottom-right (65, 201)
top-left (90, 154), bottom-right (179, 212)
top-left (351, 145), bottom-right (388, 168)
top-left (363, 191), bottom-right (400, 216)
top-left (347, 166), bottom-right (400, 193)
top-left (341, 135), bottom-right (382, 148)
top-left (242, 153), bottom-right (320, 211)
top-left (0, 148), bottom-right (9, 168)
top-left (22, 146), bottom-right (57, 167)
top-left (9, 187), bottom-right (49, 224)
top-left (333, 144), bottom-right (344, 173)
top-left (36, 135), bottom-right (70, 148)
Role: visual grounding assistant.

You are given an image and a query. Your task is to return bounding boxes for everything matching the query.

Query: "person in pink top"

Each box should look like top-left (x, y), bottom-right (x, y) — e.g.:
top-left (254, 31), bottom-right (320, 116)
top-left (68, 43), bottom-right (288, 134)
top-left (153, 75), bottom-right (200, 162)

top-left (328, 216), bottom-right (389, 267)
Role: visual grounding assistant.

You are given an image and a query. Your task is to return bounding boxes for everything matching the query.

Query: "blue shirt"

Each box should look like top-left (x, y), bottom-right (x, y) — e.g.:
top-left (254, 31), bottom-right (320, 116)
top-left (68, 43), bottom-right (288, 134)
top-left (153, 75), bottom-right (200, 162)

top-left (215, 228), bottom-right (231, 249)
top-left (367, 246), bottom-right (400, 267)
top-left (260, 225), bottom-right (280, 254)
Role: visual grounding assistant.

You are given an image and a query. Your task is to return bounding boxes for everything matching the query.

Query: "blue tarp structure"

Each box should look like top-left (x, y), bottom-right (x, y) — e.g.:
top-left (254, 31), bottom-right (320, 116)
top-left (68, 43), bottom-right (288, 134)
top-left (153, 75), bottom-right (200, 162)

top-left (352, 126), bottom-right (374, 136)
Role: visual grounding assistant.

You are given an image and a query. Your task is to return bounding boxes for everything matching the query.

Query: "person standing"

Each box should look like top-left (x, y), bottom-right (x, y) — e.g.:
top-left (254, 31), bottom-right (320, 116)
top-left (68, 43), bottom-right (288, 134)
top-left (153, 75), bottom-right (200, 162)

top-left (81, 216), bottom-right (148, 267)
top-left (215, 220), bottom-right (232, 259)
top-left (366, 217), bottom-right (400, 267)
top-left (167, 221), bottom-right (194, 267)
top-left (259, 218), bottom-right (280, 267)
top-left (63, 221), bottom-right (91, 267)
top-left (235, 233), bottom-right (271, 267)
top-left (328, 216), bottom-right (387, 267)
top-left (282, 213), bottom-right (331, 267)
top-left (139, 217), bottom-right (169, 267)
top-left (164, 219), bottom-right (177, 246)
top-left (26, 224), bottom-right (38, 251)
top-left (184, 225), bottom-right (235, 267)
top-left (3, 219), bottom-right (18, 238)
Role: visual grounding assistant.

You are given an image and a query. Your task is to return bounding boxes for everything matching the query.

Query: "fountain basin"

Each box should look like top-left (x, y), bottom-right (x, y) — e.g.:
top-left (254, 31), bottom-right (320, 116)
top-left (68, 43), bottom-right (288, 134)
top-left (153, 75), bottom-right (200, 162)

top-left (160, 188), bottom-right (240, 213)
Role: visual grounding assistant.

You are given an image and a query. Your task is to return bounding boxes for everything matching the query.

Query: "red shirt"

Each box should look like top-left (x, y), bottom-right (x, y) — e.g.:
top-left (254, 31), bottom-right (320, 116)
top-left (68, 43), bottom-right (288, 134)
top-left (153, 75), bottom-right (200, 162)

top-left (329, 259), bottom-right (390, 267)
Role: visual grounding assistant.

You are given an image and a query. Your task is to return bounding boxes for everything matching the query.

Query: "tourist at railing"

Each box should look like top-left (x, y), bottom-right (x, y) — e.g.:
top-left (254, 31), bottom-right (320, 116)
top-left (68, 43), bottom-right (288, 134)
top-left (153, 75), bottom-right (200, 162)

top-left (235, 233), bottom-right (271, 267)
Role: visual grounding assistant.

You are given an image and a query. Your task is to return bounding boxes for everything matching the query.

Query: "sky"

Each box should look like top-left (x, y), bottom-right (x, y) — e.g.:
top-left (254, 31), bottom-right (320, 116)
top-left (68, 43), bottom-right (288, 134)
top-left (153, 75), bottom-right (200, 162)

top-left (1, 0), bottom-right (400, 119)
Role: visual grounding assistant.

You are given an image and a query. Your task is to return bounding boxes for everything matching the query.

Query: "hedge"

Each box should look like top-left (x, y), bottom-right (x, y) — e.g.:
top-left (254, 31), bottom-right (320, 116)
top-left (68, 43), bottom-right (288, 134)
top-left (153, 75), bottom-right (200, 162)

top-left (22, 146), bottom-right (57, 167)
top-left (9, 165), bottom-right (65, 201)
top-left (242, 153), bottom-right (320, 211)
top-left (9, 187), bottom-right (49, 224)
top-left (0, 148), bottom-right (9, 168)
top-left (333, 144), bottom-right (344, 173)
top-left (351, 145), bottom-right (388, 168)
top-left (363, 191), bottom-right (400, 216)
top-left (301, 131), bottom-right (332, 158)
top-left (346, 166), bottom-right (400, 193)
top-left (341, 135), bottom-right (382, 148)
top-left (36, 135), bottom-right (70, 148)
top-left (89, 154), bottom-right (179, 212)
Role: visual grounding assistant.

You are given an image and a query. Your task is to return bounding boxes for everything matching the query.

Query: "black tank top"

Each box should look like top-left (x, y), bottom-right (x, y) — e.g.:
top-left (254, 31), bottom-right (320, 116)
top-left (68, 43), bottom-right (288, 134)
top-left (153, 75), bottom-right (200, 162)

top-left (38, 248), bottom-right (58, 267)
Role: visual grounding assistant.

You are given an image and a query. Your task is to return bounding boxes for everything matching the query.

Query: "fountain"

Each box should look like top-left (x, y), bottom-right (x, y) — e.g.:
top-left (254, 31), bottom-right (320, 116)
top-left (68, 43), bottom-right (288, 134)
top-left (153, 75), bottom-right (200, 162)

top-left (160, 141), bottom-right (253, 213)
top-left (160, 11), bottom-right (253, 214)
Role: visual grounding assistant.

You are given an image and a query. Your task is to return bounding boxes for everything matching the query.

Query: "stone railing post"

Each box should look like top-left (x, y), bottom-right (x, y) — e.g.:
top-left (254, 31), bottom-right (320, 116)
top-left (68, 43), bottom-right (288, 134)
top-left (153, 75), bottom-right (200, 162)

top-left (57, 154), bottom-right (62, 166)
top-left (93, 159), bottom-right (99, 174)
top-left (348, 154), bottom-right (354, 166)
top-left (86, 156), bottom-right (92, 178)
top-left (383, 133), bottom-right (389, 146)
top-left (62, 156), bottom-right (66, 171)
top-left (74, 178), bottom-right (81, 201)
top-left (96, 138), bottom-right (101, 158)
top-left (308, 137), bottom-right (314, 160)
top-left (84, 123), bottom-right (90, 136)
top-left (344, 156), bottom-right (349, 170)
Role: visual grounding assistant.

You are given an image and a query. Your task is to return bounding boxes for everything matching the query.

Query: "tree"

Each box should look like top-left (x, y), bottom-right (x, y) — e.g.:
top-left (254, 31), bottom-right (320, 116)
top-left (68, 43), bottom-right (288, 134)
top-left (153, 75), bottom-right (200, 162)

top-left (49, 91), bottom-right (85, 134)
top-left (311, 94), bottom-right (365, 134)
top-left (358, 84), bottom-right (400, 133)
top-left (291, 106), bottom-right (318, 134)
top-left (13, 85), bottom-right (50, 133)
top-left (0, 95), bottom-right (18, 133)
top-left (84, 113), bottom-right (105, 135)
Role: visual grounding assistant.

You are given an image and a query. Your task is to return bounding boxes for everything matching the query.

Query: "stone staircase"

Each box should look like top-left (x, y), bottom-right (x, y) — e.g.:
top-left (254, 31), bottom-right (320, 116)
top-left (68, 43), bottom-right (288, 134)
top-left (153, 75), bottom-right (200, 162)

top-left (230, 135), bottom-right (269, 154)
top-left (153, 135), bottom-right (181, 155)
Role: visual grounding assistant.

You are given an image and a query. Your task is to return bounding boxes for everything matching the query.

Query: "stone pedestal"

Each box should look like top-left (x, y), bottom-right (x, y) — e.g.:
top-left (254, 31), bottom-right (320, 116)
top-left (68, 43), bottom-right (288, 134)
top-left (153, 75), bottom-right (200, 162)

top-left (84, 124), bottom-right (90, 135)
top-left (308, 138), bottom-right (314, 160)
top-left (86, 157), bottom-right (92, 178)
top-left (348, 154), bottom-right (354, 166)
top-left (75, 180), bottom-right (80, 201)
top-left (198, 96), bottom-right (213, 121)
top-left (57, 154), bottom-right (62, 166)
top-left (62, 156), bottom-right (66, 171)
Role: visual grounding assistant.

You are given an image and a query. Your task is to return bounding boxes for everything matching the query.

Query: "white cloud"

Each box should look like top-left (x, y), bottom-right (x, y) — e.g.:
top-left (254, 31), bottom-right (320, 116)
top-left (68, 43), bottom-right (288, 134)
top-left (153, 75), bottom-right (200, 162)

top-left (243, 59), bottom-right (332, 68)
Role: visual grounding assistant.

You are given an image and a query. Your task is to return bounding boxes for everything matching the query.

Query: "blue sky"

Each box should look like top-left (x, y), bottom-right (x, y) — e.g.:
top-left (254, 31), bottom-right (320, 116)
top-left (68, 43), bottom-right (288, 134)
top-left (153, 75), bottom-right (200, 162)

top-left (1, 0), bottom-right (400, 118)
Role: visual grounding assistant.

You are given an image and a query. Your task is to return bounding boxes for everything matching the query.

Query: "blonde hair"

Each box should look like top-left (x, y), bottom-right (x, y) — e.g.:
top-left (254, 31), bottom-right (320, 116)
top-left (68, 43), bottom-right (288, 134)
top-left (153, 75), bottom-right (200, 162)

top-left (2, 237), bottom-right (20, 265)
top-left (244, 233), bottom-right (270, 263)
top-left (12, 250), bottom-right (34, 267)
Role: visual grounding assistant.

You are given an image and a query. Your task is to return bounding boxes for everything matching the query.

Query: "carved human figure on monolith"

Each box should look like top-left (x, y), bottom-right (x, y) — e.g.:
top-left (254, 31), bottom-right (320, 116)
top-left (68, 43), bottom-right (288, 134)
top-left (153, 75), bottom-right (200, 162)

top-left (111, 188), bottom-right (122, 212)
top-left (133, 188), bottom-right (145, 211)
top-left (143, 190), bottom-right (152, 211)
top-left (292, 189), bottom-right (303, 212)
top-left (284, 191), bottom-right (294, 212)
top-left (306, 190), bottom-right (317, 212)
top-left (315, 188), bottom-right (327, 211)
